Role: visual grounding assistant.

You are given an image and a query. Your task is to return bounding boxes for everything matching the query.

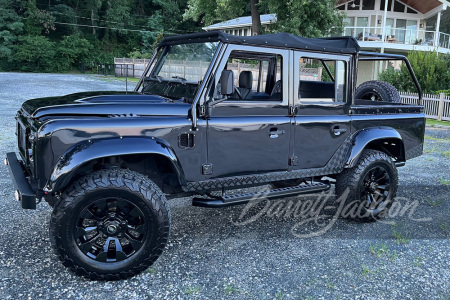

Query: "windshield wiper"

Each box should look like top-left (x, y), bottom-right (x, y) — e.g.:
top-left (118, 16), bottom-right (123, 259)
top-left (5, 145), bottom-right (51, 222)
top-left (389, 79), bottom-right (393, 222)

top-left (172, 76), bottom-right (187, 85)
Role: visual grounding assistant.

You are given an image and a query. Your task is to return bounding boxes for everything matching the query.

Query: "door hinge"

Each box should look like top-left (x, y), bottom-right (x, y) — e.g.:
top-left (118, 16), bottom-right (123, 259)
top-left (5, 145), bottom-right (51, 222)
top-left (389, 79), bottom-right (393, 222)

top-left (202, 163), bottom-right (213, 175)
top-left (289, 156), bottom-right (298, 166)
top-left (289, 106), bottom-right (298, 116)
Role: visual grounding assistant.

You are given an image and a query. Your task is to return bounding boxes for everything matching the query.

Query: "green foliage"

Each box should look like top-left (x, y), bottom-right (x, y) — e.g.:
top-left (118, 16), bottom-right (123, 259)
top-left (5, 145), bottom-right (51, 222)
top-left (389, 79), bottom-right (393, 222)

top-left (184, 0), bottom-right (249, 26)
top-left (265, 0), bottom-right (344, 37)
top-left (23, 0), bottom-right (55, 35)
top-left (0, 0), bottom-right (24, 66)
top-left (379, 51), bottom-right (450, 93)
top-left (127, 49), bottom-right (152, 59)
top-left (184, 0), bottom-right (343, 38)
top-left (13, 35), bottom-right (56, 72)
top-left (435, 89), bottom-right (450, 96)
top-left (1, 0), bottom-right (201, 73)
top-left (56, 35), bottom-right (93, 72)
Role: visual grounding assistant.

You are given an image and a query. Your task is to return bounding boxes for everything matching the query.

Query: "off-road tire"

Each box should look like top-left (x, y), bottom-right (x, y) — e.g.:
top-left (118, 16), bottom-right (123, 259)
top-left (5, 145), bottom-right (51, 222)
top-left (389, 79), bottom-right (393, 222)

top-left (355, 80), bottom-right (401, 103)
top-left (50, 169), bottom-right (170, 280)
top-left (335, 150), bottom-right (398, 222)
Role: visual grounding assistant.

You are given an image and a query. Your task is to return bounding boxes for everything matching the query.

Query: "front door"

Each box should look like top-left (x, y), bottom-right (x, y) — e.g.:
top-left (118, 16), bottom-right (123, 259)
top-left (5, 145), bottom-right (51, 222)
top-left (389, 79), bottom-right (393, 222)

top-left (205, 46), bottom-right (291, 179)
top-left (292, 52), bottom-right (352, 171)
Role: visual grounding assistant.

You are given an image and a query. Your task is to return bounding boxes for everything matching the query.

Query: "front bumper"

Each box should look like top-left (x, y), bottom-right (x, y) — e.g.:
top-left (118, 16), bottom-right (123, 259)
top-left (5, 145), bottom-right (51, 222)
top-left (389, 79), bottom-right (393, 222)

top-left (5, 152), bottom-right (37, 209)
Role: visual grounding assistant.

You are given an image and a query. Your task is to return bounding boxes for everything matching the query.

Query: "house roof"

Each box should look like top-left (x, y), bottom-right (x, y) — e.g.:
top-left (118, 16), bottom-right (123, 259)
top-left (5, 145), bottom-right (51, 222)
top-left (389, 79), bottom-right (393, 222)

top-left (338, 0), bottom-right (449, 14)
top-left (159, 30), bottom-right (361, 54)
top-left (203, 14), bottom-right (276, 30)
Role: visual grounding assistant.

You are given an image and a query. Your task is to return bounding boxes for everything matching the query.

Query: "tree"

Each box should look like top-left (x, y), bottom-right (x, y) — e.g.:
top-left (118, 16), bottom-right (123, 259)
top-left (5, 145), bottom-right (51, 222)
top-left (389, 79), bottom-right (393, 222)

top-left (56, 35), bottom-right (93, 71)
top-left (184, 0), bottom-right (343, 37)
top-left (13, 35), bottom-right (56, 72)
top-left (23, 0), bottom-right (55, 35)
top-left (250, 0), bottom-right (261, 35)
top-left (183, 0), bottom-right (261, 34)
top-left (0, 0), bottom-right (24, 65)
top-left (265, 0), bottom-right (344, 37)
top-left (1, 0), bottom-right (202, 72)
top-left (86, 0), bottom-right (102, 35)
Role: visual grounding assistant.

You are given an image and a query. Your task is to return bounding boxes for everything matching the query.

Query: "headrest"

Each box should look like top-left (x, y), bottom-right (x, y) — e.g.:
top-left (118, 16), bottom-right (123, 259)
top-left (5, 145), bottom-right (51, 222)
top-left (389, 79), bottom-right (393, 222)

top-left (239, 71), bottom-right (253, 89)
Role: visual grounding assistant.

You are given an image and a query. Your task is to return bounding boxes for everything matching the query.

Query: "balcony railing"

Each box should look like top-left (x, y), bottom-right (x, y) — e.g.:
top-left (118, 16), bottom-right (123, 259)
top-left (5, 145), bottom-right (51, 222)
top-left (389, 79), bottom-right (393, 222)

top-left (439, 32), bottom-right (450, 49)
top-left (343, 26), bottom-right (450, 49)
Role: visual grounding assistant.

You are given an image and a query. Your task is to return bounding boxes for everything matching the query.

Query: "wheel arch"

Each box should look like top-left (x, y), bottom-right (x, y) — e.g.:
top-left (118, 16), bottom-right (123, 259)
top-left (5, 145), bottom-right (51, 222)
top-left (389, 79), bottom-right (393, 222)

top-left (45, 137), bottom-right (186, 194)
top-left (345, 127), bottom-right (405, 168)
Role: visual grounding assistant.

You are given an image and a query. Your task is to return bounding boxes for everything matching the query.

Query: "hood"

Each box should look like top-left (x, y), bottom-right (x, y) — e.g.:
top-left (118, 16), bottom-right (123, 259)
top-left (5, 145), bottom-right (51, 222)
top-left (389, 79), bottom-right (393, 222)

top-left (22, 91), bottom-right (191, 119)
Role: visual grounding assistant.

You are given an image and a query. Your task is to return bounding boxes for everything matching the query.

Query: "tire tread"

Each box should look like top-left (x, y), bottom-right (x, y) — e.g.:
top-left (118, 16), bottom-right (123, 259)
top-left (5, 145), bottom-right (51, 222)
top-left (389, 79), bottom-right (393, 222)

top-left (49, 169), bottom-right (170, 280)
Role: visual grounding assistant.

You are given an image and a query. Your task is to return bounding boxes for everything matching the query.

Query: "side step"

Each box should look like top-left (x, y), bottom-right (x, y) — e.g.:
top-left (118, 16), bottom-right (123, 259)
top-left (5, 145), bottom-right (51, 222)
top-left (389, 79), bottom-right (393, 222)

top-left (192, 182), bottom-right (330, 208)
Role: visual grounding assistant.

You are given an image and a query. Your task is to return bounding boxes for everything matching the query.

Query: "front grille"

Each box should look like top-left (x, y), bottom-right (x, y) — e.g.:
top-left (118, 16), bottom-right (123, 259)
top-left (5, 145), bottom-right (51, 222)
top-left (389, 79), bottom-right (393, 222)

top-left (17, 120), bottom-right (30, 160)
top-left (17, 122), bottom-right (24, 152)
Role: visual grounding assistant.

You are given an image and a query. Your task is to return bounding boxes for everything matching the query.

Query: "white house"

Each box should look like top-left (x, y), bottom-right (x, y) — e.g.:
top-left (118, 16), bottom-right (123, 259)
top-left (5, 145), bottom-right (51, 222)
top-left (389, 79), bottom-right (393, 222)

top-left (202, 14), bottom-right (276, 36)
top-left (203, 0), bottom-right (450, 55)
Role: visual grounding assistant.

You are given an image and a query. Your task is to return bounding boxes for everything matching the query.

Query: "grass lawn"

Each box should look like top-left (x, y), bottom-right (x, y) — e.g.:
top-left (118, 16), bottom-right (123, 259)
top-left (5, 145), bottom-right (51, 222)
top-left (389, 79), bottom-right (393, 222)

top-left (113, 76), bottom-right (140, 83)
top-left (426, 119), bottom-right (450, 127)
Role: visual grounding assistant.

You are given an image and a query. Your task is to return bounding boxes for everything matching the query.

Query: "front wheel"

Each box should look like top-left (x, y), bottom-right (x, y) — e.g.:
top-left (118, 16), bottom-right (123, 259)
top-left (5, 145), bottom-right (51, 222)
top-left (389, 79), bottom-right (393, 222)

top-left (335, 150), bottom-right (398, 222)
top-left (50, 169), bottom-right (171, 280)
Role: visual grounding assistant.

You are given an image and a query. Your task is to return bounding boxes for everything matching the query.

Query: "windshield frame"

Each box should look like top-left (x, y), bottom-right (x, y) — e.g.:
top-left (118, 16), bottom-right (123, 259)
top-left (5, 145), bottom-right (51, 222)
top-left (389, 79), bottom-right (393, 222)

top-left (136, 41), bottom-right (220, 99)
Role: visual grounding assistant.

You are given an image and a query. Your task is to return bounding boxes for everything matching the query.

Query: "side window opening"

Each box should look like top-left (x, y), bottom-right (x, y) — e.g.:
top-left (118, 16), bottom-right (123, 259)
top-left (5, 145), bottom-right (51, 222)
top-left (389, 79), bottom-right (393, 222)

top-left (355, 58), bottom-right (406, 105)
top-left (298, 57), bottom-right (347, 104)
top-left (213, 51), bottom-right (283, 101)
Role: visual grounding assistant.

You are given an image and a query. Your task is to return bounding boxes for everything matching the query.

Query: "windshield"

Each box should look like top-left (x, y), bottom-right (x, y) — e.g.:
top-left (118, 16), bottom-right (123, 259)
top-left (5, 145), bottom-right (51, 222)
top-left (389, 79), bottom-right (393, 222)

top-left (142, 42), bottom-right (219, 101)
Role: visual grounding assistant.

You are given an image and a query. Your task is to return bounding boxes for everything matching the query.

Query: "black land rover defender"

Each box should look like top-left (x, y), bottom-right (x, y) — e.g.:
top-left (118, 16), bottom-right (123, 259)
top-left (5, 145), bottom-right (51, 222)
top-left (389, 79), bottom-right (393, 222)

top-left (5, 31), bottom-right (425, 280)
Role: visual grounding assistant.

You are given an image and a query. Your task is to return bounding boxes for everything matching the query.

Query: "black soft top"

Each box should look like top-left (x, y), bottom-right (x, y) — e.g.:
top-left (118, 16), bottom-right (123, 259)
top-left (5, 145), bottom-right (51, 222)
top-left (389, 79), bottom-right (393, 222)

top-left (159, 31), bottom-right (360, 54)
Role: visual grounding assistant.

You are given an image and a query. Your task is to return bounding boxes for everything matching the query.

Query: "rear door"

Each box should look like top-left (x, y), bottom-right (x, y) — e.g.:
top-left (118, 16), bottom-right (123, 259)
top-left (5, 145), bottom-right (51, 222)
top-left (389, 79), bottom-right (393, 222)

top-left (291, 51), bottom-right (352, 170)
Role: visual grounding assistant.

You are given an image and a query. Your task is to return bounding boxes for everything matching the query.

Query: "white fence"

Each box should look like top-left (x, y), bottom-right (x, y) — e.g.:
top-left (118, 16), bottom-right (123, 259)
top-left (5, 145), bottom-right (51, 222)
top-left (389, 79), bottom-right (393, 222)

top-left (400, 92), bottom-right (450, 121)
top-left (114, 58), bottom-right (152, 78)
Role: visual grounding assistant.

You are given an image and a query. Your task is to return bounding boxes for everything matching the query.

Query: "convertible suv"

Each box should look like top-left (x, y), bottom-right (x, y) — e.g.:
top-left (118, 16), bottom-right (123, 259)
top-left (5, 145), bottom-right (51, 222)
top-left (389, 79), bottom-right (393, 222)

top-left (5, 31), bottom-right (425, 280)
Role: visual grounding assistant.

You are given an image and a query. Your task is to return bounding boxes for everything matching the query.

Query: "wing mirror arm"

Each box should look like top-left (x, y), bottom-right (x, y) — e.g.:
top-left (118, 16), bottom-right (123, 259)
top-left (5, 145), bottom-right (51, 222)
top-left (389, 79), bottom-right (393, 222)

top-left (203, 70), bottom-right (234, 116)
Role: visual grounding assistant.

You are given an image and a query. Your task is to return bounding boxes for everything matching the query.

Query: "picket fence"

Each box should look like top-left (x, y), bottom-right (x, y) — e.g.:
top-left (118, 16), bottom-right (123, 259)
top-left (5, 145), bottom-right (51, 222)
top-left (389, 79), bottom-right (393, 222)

top-left (400, 92), bottom-right (450, 121)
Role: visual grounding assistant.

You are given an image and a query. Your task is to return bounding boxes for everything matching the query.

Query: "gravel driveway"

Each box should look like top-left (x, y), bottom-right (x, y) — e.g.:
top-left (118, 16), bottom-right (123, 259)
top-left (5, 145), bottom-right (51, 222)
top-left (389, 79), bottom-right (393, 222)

top-left (0, 73), bottom-right (449, 299)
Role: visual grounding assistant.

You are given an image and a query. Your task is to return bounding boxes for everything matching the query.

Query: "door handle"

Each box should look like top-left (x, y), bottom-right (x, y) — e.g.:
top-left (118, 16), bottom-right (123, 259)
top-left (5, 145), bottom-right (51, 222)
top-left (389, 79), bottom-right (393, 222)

top-left (331, 125), bottom-right (347, 136)
top-left (269, 128), bottom-right (285, 138)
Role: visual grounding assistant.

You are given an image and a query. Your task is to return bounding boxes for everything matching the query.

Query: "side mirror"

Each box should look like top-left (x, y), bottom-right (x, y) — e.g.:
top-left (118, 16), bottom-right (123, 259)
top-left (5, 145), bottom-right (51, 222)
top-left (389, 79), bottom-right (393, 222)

top-left (220, 70), bottom-right (234, 96)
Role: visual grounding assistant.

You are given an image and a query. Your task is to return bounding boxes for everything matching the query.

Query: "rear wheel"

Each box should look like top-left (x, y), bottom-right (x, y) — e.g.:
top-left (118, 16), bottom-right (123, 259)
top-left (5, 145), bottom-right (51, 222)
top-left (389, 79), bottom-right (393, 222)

top-left (335, 150), bottom-right (398, 222)
top-left (50, 169), bottom-right (170, 280)
top-left (355, 80), bottom-right (401, 103)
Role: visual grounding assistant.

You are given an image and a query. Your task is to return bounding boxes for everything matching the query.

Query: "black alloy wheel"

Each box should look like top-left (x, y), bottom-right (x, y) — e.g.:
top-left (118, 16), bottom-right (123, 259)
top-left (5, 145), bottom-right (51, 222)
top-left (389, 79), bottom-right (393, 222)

top-left (359, 165), bottom-right (391, 213)
top-left (75, 197), bottom-right (148, 263)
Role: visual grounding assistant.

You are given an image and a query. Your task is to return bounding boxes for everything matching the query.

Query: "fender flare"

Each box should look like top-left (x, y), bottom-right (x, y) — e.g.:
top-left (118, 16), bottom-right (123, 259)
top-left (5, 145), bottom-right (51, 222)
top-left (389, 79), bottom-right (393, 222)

top-left (44, 137), bottom-right (186, 193)
top-left (345, 127), bottom-right (404, 168)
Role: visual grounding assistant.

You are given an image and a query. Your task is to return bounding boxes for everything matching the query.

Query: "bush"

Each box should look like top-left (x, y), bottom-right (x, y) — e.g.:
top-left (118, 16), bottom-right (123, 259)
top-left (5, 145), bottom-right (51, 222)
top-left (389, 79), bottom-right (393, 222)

top-left (435, 90), bottom-right (450, 96)
top-left (13, 35), bottom-right (56, 72)
top-left (379, 51), bottom-right (450, 94)
top-left (56, 35), bottom-right (92, 72)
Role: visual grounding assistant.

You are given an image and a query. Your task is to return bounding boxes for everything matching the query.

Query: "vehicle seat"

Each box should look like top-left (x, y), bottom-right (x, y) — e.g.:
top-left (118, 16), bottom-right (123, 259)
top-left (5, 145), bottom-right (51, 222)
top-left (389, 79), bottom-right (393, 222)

top-left (270, 80), bottom-right (282, 99)
top-left (237, 71), bottom-right (254, 99)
